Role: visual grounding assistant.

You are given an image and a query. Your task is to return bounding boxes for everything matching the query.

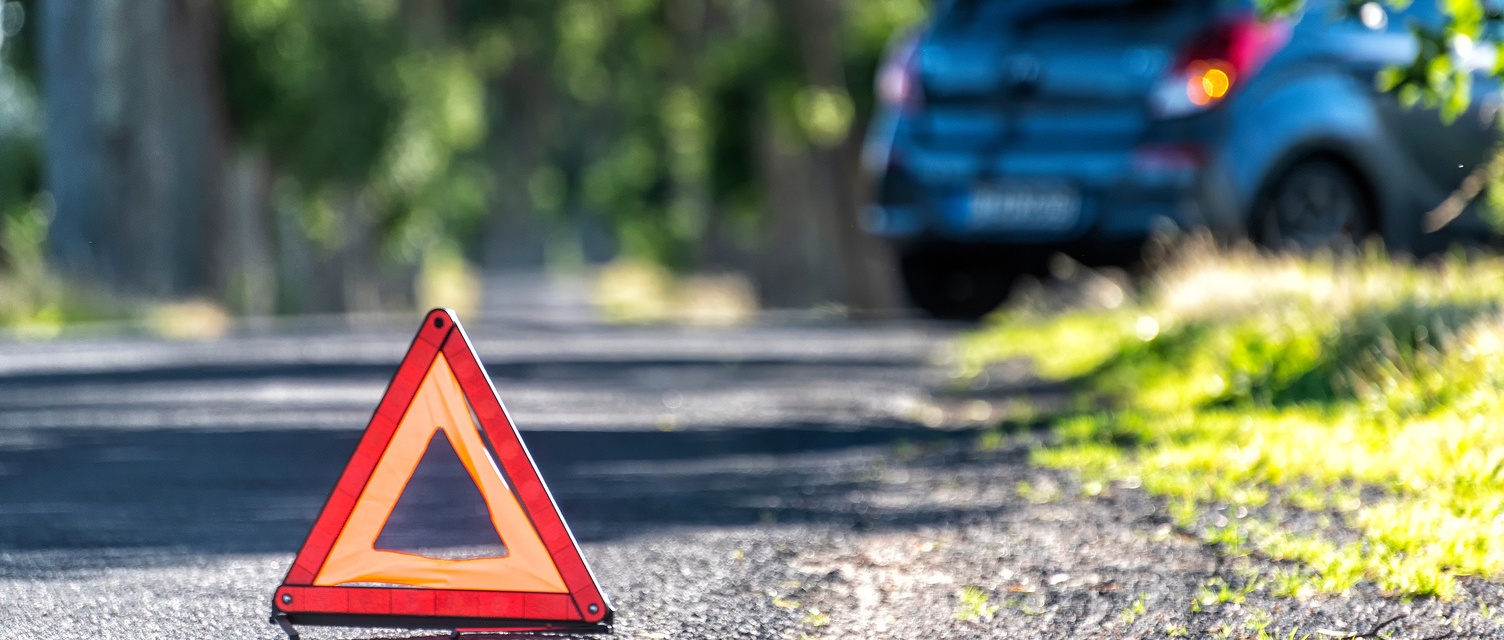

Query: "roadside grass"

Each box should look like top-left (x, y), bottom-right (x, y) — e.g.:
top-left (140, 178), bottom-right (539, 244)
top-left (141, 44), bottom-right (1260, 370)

top-left (955, 585), bottom-right (1000, 622)
top-left (592, 258), bottom-right (757, 325)
top-left (962, 243), bottom-right (1504, 599)
top-left (0, 204), bottom-right (120, 336)
top-left (1119, 592), bottom-right (1147, 623)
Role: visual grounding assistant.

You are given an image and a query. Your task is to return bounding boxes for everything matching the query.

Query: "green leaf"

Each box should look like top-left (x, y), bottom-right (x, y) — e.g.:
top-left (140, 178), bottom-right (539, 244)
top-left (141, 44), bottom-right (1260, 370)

top-left (1255, 0), bottom-right (1307, 20)
top-left (1442, 0), bottom-right (1483, 35)
top-left (1441, 68), bottom-right (1472, 122)
top-left (1376, 66), bottom-right (1405, 91)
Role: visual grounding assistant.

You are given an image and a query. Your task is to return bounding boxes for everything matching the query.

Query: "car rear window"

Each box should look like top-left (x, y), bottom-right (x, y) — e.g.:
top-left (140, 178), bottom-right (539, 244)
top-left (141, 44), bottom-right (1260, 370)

top-left (936, 0), bottom-right (1236, 30)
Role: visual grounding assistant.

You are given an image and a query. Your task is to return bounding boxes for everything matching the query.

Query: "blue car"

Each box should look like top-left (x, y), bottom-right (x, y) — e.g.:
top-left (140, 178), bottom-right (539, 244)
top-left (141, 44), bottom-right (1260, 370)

top-left (864, 0), bottom-right (1501, 319)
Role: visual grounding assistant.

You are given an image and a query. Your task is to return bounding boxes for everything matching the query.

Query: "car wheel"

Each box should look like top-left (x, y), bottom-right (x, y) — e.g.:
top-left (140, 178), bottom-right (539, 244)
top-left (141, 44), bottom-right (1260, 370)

top-left (898, 249), bottom-right (1018, 321)
top-left (1255, 159), bottom-right (1373, 251)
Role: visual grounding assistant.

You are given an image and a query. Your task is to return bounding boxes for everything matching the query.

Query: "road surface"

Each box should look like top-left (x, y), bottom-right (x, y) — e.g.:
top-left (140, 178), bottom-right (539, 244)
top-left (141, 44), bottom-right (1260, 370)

top-left (3, 281), bottom-right (1498, 639)
top-left (0, 284), bottom-right (988, 639)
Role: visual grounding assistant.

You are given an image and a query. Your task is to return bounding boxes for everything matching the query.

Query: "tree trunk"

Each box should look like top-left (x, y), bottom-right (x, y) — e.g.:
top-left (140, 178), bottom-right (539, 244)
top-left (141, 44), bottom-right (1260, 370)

top-left (753, 114), bottom-right (839, 307)
top-left (482, 64), bottom-right (552, 273)
top-left (756, 0), bottom-right (898, 310)
top-left (40, 0), bottom-right (229, 299)
top-left (39, 0), bottom-right (104, 283)
top-left (222, 151), bottom-right (276, 315)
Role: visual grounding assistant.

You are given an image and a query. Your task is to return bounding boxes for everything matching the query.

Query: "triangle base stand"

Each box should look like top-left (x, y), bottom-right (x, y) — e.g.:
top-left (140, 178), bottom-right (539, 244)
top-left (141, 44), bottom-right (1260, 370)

top-left (271, 610), bottom-right (609, 639)
top-left (271, 613), bottom-right (300, 640)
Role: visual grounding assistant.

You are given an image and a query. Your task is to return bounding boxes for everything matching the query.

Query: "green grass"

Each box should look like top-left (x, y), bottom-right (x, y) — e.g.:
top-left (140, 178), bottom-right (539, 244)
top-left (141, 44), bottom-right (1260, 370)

top-left (956, 586), bottom-right (1000, 622)
top-left (0, 201), bottom-right (121, 335)
top-left (1120, 592), bottom-right (1148, 623)
top-left (963, 246), bottom-right (1504, 598)
top-left (802, 608), bottom-right (830, 628)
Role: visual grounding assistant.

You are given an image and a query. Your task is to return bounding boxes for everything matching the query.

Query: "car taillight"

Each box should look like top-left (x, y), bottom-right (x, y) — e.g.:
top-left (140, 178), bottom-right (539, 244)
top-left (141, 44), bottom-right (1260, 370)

top-left (1150, 15), bottom-right (1290, 118)
top-left (878, 35), bottom-right (923, 112)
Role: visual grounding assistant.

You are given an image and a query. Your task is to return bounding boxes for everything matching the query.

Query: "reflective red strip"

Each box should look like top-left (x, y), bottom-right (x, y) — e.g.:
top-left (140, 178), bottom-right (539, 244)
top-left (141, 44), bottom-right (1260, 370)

top-left (275, 586), bottom-right (583, 621)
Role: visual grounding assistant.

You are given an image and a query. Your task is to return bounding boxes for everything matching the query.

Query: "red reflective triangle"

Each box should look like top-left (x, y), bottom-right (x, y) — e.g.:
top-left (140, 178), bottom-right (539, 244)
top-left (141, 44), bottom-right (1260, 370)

top-left (271, 309), bottom-right (613, 635)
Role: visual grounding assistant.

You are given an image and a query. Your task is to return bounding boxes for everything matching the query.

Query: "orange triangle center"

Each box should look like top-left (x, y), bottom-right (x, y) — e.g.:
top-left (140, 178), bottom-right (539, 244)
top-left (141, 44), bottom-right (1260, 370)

top-left (312, 352), bottom-right (568, 593)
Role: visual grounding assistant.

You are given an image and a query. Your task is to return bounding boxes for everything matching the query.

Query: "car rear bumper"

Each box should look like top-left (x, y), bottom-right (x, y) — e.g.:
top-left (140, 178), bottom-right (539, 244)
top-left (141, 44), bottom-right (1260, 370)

top-left (864, 153), bottom-right (1227, 256)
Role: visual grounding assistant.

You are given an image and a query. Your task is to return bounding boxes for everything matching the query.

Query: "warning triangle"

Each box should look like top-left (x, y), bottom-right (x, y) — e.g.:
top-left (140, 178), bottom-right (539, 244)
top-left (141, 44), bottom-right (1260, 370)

top-left (272, 310), bottom-right (613, 636)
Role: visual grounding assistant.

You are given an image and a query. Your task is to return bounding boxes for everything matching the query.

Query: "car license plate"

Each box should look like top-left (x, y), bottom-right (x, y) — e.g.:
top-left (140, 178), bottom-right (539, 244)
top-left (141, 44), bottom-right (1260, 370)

top-left (964, 183), bottom-right (1081, 231)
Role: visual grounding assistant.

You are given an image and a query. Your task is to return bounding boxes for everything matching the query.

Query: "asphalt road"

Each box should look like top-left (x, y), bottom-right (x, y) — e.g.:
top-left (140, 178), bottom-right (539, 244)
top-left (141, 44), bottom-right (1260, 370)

top-left (0, 284), bottom-right (978, 639)
top-left (8, 281), bottom-right (1501, 640)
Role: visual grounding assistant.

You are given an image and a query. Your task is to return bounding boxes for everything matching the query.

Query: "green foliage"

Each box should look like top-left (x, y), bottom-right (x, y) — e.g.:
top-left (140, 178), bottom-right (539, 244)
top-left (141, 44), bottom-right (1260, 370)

top-left (0, 196), bottom-right (121, 333)
top-left (0, 0), bottom-right (38, 232)
top-left (1245, 606), bottom-right (1269, 633)
top-left (215, 0), bottom-right (929, 270)
top-left (956, 586), bottom-right (1000, 622)
top-left (0, 4), bottom-right (115, 331)
top-left (803, 607), bottom-right (830, 628)
top-left (221, 1), bottom-right (403, 188)
top-left (4, 1), bottom-right (34, 83)
top-left (1262, 0), bottom-right (1490, 122)
top-left (962, 249), bottom-right (1504, 598)
top-left (1120, 593), bottom-right (1148, 624)
top-left (0, 94), bottom-right (38, 256)
top-left (956, 309), bottom-right (1142, 380)
top-left (1194, 576), bottom-right (1259, 609)
top-left (1016, 479), bottom-right (1062, 504)
top-left (220, 0), bottom-right (498, 264)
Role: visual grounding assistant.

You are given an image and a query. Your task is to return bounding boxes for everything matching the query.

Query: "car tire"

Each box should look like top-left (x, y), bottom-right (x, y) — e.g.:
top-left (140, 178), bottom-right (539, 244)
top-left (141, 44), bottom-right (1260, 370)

top-left (898, 249), bottom-right (1018, 321)
top-left (1254, 158), bottom-right (1374, 251)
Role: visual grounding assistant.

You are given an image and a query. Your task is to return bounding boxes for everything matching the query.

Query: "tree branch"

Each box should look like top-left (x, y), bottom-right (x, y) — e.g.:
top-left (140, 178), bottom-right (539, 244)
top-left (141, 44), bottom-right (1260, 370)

top-left (1423, 145), bottom-right (1504, 232)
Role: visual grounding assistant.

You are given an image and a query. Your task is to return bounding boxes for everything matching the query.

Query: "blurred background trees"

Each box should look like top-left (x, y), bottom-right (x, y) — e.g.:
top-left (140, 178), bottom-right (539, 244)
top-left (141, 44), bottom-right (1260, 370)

top-left (2, 0), bottom-right (927, 318)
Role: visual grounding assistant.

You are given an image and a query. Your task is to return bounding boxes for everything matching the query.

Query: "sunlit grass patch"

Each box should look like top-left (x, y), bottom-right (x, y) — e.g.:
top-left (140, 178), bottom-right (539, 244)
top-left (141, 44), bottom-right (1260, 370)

top-left (963, 243), bottom-right (1504, 598)
top-left (592, 258), bottom-right (757, 325)
top-left (956, 309), bottom-right (1141, 380)
top-left (955, 585), bottom-right (1000, 622)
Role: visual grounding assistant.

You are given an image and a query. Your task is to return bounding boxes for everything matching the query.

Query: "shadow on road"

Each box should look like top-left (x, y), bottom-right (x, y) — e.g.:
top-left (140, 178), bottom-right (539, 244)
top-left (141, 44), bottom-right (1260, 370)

top-left (0, 421), bottom-right (985, 560)
top-left (0, 355), bottom-right (923, 387)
